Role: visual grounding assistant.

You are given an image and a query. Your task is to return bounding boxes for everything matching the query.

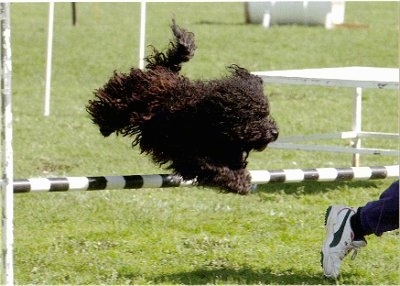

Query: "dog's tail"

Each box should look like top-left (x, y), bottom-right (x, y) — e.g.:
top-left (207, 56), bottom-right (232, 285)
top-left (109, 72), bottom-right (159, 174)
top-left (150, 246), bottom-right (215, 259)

top-left (145, 18), bottom-right (196, 73)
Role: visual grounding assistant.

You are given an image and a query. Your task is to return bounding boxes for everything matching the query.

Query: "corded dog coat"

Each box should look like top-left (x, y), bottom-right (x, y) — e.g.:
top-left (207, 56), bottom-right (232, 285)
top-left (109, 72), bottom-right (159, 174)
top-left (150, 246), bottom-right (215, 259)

top-left (86, 19), bottom-right (278, 194)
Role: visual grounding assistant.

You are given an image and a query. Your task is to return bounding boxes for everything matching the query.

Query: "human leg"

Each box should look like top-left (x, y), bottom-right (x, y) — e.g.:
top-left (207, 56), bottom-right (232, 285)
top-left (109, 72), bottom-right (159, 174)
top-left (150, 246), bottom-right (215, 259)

top-left (356, 180), bottom-right (399, 237)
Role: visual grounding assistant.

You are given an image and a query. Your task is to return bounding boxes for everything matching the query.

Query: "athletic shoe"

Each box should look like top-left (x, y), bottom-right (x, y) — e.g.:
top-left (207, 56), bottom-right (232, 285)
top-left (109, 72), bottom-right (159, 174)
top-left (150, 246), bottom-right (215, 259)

top-left (321, 205), bottom-right (367, 279)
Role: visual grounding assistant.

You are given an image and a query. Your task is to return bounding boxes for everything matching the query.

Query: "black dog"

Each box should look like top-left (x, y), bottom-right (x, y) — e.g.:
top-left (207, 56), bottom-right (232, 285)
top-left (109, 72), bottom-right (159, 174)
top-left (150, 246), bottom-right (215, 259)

top-left (86, 19), bottom-right (278, 194)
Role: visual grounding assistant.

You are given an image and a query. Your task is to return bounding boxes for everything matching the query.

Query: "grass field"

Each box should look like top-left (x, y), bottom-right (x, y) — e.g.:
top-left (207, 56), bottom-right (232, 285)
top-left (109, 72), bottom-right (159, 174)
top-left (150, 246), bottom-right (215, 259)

top-left (4, 1), bottom-right (399, 285)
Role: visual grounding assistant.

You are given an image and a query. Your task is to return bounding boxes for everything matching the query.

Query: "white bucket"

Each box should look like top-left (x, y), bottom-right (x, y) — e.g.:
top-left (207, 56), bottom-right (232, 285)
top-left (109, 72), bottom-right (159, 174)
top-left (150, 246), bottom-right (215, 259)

top-left (244, 1), bottom-right (345, 29)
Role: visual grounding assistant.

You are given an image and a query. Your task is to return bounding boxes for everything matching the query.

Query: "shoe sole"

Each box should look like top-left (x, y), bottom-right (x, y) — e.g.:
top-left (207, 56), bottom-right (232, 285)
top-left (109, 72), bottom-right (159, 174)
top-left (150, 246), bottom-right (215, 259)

top-left (320, 206), bottom-right (336, 278)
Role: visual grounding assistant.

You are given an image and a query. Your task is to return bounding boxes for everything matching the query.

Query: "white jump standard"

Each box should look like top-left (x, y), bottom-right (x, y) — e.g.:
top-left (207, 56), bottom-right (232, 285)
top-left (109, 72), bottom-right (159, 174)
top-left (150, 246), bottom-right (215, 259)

top-left (13, 165), bottom-right (399, 193)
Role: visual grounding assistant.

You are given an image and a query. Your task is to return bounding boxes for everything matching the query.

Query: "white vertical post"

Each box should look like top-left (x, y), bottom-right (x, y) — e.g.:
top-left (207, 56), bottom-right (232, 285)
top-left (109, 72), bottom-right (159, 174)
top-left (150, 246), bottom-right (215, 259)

top-left (351, 87), bottom-right (362, 167)
top-left (44, 1), bottom-right (54, 116)
top-left (0, 2), bottom-right (14, 285)
top-left (139, 0), bottom-right (146, 70)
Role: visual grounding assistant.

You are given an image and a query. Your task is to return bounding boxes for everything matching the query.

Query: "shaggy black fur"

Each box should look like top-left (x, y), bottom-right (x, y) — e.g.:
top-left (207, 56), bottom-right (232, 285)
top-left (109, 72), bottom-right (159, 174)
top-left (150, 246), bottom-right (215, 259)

top-left (86, 19), bottom-right (278, 194)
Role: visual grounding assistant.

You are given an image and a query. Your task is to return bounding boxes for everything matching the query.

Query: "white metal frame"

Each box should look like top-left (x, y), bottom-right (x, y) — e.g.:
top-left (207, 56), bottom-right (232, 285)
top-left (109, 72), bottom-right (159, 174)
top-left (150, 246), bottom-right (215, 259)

top-left (44, 1), bottom-right (148, 116)
top-left (44, 1), bottom-right (54, 116)
top-left (252, 66), bottom-right (400, 166)
top-left (1, 3), bottom-right (14, 285)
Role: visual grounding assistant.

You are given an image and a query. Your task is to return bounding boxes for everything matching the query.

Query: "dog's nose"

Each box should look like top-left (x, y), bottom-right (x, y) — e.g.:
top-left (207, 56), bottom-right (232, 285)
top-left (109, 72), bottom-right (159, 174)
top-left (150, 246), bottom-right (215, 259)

top-left (100, 127), bottom-right (113, 137)
top-left (271, 128), bottom-right (279, 141)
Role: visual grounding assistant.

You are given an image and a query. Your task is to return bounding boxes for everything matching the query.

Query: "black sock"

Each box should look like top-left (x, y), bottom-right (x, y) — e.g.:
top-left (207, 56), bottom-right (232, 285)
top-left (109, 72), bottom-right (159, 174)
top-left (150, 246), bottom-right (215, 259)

top-left (350, 207), bottom-right (366, 240)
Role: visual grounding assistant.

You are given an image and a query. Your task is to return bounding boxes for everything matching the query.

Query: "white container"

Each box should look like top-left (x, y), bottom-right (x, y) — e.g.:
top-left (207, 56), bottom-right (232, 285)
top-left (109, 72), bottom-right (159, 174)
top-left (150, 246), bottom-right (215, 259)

top-left (244, 1), bottom-right (345, 29)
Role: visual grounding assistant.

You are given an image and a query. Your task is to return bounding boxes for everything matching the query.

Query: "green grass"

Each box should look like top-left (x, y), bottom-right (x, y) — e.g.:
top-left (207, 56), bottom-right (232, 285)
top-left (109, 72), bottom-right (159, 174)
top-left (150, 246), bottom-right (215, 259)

top-left (5, 2), bottom-right (399, 285)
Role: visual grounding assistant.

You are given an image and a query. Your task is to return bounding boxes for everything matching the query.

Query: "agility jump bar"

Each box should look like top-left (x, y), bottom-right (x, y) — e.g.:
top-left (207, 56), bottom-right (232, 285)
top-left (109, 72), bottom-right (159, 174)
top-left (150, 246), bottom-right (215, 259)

top-left (12, 165), bottom-right (398, 193)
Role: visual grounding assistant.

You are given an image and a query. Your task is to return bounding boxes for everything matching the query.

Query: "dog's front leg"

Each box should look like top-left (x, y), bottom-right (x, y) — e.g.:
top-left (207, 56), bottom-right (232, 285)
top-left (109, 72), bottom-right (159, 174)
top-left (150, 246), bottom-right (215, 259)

top-left (197, 165), bottom-right (252, 195)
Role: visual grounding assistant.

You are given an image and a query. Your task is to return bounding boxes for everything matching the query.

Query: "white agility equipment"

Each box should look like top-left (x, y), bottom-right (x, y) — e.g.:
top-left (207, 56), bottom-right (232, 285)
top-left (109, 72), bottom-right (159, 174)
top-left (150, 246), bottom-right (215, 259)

top-left (253, 67), bottom-right (400, 167)
top-left (245, 1), bottom-right (346, 29)
top-left (1, 3), bottom-right (13, 285)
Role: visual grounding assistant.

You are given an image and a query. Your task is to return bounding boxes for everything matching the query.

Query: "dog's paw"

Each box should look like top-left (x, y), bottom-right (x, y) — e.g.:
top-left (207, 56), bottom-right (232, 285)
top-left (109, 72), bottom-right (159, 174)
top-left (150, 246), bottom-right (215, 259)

top-left (249, 183), bottom-right (258, 192)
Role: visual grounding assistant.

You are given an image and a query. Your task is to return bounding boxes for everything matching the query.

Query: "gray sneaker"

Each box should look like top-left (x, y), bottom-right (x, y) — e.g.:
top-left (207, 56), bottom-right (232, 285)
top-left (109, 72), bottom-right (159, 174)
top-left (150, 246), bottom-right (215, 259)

top-left (321, 205), bottom-right (367, 279)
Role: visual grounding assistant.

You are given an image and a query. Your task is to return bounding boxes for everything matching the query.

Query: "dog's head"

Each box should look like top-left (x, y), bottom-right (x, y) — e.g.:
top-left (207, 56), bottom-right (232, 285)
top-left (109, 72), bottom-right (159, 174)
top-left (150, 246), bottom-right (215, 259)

top-left (204, 65), bottom-right (279, 154)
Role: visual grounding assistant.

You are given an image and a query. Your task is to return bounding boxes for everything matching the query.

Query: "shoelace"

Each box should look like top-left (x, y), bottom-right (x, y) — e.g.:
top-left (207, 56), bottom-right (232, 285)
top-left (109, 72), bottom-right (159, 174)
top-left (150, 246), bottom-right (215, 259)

top-left (350, 240), bottom-right (367, 260)
top-left (350, 247), bottom-right (360, 260)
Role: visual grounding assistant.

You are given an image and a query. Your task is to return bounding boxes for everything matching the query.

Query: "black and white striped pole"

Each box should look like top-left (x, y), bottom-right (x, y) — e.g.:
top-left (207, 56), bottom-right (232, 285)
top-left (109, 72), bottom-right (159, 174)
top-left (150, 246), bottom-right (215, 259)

top-left (12, 165), bottom-right (399, 193)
